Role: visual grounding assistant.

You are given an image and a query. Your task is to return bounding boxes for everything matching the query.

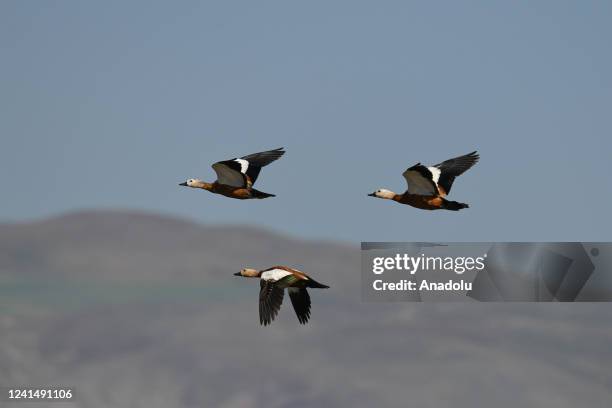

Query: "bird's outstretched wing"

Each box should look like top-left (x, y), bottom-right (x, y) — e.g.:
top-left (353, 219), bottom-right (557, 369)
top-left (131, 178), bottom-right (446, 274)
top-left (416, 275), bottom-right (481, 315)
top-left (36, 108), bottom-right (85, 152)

top-left (432, 151), bottom-right (479, 195)
top-left (402, 151), bottom-right (479, 196)
top-left (288, 287), bottom-right (311, 324)
top-left (402, 164), bottom-right (440, 195)
top-left (259, 279), bottom-right (285, 326)
top-left (212, 147), bottom-right (285, 188)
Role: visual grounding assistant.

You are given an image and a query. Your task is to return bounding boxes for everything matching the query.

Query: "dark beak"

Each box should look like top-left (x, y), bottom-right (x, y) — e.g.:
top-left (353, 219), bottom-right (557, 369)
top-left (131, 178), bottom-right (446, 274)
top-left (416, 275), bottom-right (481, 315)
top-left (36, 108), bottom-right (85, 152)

top-left (233, 272), bottom-right (241, 276)
top-left (368, 192), bottom-right (376, 197)
top-left (179, 182), bottom-right (188, 186)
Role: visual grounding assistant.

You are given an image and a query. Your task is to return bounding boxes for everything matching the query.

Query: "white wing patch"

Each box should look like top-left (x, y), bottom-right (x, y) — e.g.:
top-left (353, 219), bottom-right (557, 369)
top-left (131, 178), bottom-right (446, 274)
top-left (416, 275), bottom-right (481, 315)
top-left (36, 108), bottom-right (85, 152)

top-left (428, 166), bottom-right (441, 184)
top-left (403, 170), bottom-right (438, 195)
top-left (212, 163), bottom-right (245, 187)
top-left (261, 268), bottom-right (293, 282)
top-left (234, 159), bottom-right (249, 174)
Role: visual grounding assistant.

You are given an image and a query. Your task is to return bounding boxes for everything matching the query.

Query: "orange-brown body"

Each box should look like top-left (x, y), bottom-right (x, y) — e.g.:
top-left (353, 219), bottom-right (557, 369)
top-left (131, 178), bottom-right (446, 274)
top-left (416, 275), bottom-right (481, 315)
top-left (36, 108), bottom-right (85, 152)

top-left (273, 265), bottom-right (310, 282)
top-left (394, 193), bottom-right (445, 210)
top-left (208, 183), bottom-right (251, 199)
top-left (192, 182), bottom-right (272, 199)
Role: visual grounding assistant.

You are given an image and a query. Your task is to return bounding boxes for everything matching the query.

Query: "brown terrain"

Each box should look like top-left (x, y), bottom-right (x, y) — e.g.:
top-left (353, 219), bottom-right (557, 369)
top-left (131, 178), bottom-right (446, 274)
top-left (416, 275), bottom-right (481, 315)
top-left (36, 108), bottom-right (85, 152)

top-left (0, 210), bottom-right (610, 407)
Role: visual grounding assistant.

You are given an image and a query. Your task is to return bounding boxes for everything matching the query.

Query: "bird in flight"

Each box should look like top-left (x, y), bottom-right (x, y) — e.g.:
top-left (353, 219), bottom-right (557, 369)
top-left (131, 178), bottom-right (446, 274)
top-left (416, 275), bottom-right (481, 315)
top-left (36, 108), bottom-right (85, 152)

top-left (368, 151), bottom-right (479, 211)
top-left (179, 147), bottom-right (285, 199)
top-left (234, 266), bottom-right (329, 326)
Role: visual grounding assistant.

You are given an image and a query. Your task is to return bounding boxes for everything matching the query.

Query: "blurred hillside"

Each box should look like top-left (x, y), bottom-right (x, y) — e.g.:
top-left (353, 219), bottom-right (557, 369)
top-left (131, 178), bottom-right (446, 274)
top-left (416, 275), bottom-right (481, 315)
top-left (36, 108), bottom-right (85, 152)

top-left (1, 211), bottom-right (610, 408)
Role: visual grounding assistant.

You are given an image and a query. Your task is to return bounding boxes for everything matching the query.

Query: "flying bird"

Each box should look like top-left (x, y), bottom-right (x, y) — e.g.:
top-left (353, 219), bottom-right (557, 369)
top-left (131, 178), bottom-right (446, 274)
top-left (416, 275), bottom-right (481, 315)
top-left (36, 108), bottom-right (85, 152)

top-left (234, 266), bottom-right (329, 326)
top-left (368, 151), bottom-right (479, 211)
top-left (179, 147), bottom-right (285, 199)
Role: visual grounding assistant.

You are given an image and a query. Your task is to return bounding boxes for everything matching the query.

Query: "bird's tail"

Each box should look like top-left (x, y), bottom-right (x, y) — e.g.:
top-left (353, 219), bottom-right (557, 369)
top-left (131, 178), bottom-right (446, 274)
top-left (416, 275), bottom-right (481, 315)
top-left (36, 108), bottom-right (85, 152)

top-left (442, 199), bottom-right (469, 211)
top-left (251, 189), bottom-right (276, 199)
top-left (307, 279), bottom-right (330, 289)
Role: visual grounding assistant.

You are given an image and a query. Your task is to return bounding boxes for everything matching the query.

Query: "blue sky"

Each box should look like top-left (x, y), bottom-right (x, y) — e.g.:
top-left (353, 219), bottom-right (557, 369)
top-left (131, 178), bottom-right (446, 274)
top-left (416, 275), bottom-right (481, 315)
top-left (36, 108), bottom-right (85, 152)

top-left (1, 1), bottom-right (611, 241)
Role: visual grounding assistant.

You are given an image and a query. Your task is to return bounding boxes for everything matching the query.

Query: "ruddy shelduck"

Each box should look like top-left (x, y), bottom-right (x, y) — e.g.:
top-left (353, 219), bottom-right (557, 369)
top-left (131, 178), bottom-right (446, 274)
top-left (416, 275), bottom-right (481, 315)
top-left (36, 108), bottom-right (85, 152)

top-left (369, 151), bottom-right (479, 211)
top-left (179, 147), bottom-right (285, 199)
top-left (234, 266), bottom-right (329, 326)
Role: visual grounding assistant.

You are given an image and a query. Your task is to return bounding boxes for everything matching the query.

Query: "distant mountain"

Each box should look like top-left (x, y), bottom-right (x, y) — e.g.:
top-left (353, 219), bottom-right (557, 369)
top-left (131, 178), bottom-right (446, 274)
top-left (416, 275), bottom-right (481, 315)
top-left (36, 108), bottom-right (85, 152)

top-left (0, 209), bottom-right (357, 284)
top-left (1, 210), bottom-right (610, 408)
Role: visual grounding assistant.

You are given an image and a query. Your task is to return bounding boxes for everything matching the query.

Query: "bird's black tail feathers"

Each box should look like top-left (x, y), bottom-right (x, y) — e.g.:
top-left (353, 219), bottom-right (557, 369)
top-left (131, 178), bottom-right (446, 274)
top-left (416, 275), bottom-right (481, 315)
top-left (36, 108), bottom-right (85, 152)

top-left (307, 279), bottom-right (330, 289)
top-left (443, 199), bottom-right (469, 211)
top-left (251, 189), bottom-right (276, 199)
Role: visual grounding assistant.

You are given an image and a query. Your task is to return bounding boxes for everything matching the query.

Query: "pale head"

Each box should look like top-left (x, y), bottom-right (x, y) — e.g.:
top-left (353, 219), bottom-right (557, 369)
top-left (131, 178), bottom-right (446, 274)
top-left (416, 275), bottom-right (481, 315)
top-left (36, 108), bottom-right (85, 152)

top-left (368, 189), bottom-right (396, 200)
top-left (234, 268), bottom-right (260, 278)
top-left (179, 178), bottom-right (205, 188)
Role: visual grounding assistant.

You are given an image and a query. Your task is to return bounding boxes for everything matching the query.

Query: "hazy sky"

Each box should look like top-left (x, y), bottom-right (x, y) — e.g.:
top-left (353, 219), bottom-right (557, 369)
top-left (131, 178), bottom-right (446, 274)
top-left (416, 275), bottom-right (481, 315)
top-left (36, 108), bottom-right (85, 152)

top-left (1, 1), bottom-right (611, 241)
